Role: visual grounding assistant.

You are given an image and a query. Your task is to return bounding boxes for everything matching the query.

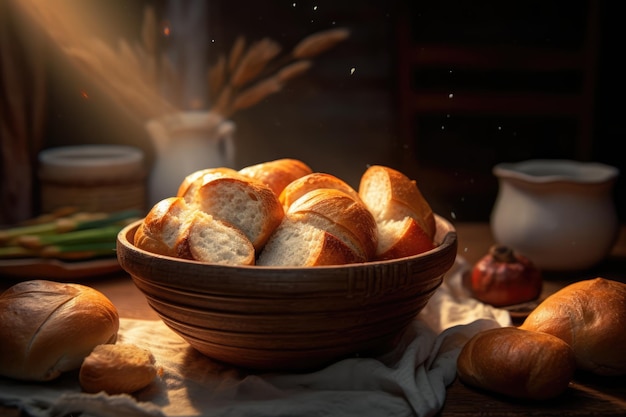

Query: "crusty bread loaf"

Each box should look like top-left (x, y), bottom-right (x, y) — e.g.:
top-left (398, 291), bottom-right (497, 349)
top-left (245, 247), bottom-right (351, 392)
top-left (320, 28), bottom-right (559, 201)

top-left (287, 188), bottom-right (377, 261)
top-left (134, 197), bottom-right (255, 265)
top-left (239, 158), bottom-right (313, 196)
top-left (257, 213), bottom-right (362, 266)
top-left (358, 165), bottom-right (436, 259)
top-left (520, 277), bottom-right (626, 376)
top-left (457, 327), bottom-right (576, 400)
top-left (176, 167), bottom-right (241, 199)
top-left (0, 280), bottom-right (119, 381)
top-left (279, 172), bottom-right (361, 209)
top-left (133, 197), bottom-right (194, 259)
top-left (182, 172), bottom-right (284, 251)
top-left (80, 343), bottom-right (161, 394)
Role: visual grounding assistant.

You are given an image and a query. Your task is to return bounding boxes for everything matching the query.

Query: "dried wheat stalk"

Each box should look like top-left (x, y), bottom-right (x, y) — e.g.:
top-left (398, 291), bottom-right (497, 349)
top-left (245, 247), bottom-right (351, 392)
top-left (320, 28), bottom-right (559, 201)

top-left (230, 76), bottom-right (283, 113)
top-left (228, 36), bottom-right (247, 72)
top-left (292, 28), bottom-right (350, 59)
top-left (209, 27), bottom-right (349, 118)
top-left (277, 60), bottom-right (312, 82)
top-left (230, 38), bottom-right (282, 88)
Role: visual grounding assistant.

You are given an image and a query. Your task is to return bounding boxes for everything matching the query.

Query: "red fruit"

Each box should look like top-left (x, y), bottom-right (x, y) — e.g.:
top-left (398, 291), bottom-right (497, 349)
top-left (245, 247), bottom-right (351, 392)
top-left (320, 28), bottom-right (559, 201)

top-left (470, 245), bottom-right (542, 307)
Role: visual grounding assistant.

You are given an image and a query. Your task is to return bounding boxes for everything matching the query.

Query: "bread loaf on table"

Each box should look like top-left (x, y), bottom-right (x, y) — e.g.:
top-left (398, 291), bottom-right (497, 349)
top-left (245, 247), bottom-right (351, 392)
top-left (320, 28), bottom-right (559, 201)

top-left (457, 327), bottom-right (576, 400)
top-left (0, 280), bottom-right (119, 381)
top-left (520, 277), bottom-right (626, 376)
top-left (239, 158), bottom-right (313, 196)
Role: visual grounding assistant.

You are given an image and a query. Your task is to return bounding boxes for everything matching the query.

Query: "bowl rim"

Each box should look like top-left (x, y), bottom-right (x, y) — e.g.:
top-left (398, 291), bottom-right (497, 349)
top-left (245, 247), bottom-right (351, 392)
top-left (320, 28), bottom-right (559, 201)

top-left (116, 214), bottom-right (457, 272)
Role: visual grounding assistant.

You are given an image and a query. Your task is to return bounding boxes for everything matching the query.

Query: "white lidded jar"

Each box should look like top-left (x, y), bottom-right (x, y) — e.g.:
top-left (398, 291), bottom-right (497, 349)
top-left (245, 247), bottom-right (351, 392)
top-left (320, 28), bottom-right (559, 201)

top-left (490, 159), bottom-right (619, 271)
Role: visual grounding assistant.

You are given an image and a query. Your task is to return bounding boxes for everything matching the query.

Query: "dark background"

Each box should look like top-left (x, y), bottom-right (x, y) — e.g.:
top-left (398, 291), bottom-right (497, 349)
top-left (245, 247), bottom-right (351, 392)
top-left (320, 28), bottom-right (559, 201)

top-left (6, 0), bottom-right (623, 224)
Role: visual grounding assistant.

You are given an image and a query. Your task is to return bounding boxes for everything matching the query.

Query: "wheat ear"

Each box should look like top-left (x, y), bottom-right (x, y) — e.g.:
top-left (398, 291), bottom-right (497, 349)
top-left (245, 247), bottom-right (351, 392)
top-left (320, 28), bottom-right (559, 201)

top-left (230, 38), bottom-right (282, 87)
top-left (228, 36), bottom-right (247, 72)
top-left (292, 28), bottom-right (350, 59)
top-left (228, 76), bottom-right (283, 115)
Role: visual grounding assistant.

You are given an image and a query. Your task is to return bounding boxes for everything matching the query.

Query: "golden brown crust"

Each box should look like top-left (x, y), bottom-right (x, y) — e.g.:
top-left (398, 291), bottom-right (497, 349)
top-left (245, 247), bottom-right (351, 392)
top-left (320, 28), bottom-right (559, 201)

top-left (520, 277), bottom-right (626, 375)
top-left (375, 216), bottom-right (435, 261)
top-left (133, 197), bottom-right (193, 259)
top-left (176, 167), bottom-right (241, 199)
top-left (312, 230), bottom-right (363, 266)
top-left (79, 343), bottom-right (160, 394)
top-left (287, 188), bottom-right (378, 261)
top-left (457, 327), bottom-right (576, 400)
top-left (239, 158), bottom-right (313, 196)
top-left (0, 280), bottom-right (119, 381)
top-left (257, 213), bottom-right (362, 266)
top-left (279, 172), bottom-right (361, 209)
top-left (359, 165), bottom-right (435, 240)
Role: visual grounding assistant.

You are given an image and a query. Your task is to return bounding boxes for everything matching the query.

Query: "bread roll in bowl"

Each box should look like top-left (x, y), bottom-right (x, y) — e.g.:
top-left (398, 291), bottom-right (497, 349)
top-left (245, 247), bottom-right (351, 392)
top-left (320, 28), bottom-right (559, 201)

top-left (183, 171), bottom-right (284, 251)
top-left (239, 158), bottom-right (313, 196)
top-left (520, 277), bottom-right (626, 376)
top-left (359, 165), bottom-right (435, 239)
top-left (133, 196), bottom-right (195, 259)
top-left (0, 280), bottom-right (119, 381)
top-left (279, 172), bottom-right (361, 209)
top-left (457, 327), bottom-right (576, 400)
top-left (257, 212), bottom-right (364, 266)
top-left (287, 187), bottom-right (378, 261)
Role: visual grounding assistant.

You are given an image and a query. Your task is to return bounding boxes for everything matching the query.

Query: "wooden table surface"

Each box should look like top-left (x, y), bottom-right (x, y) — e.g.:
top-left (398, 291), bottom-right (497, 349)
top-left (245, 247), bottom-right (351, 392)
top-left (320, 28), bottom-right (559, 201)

top-left (1, 222), bottom-right (625, 416)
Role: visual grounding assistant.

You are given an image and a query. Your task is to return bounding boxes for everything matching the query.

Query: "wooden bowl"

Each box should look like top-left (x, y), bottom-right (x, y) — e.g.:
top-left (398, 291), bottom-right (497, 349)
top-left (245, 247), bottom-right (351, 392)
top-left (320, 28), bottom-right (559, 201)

top-left (116, 214), bottom-right (457, 371)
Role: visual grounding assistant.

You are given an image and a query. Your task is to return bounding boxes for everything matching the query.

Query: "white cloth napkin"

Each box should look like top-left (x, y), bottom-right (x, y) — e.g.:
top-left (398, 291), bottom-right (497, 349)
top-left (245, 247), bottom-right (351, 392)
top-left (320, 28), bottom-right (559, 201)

top-left (0, 257), bottom-right (511, 417)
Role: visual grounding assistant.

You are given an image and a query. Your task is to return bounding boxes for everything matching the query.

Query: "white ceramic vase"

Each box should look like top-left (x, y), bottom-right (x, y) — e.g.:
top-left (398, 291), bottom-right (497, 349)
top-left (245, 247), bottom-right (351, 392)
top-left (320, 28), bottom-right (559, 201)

top-left (490, 159), bottom-right (619, 271)
top-left (145, 111), bottom-right (235, 206)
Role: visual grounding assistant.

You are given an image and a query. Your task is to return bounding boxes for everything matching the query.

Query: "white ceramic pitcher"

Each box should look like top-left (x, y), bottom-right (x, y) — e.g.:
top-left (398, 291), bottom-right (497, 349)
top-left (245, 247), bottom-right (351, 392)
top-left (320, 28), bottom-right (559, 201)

top-left (145, 111), bottom-right (235, 206)
top-left (490, 159), bottom-right (619, 271)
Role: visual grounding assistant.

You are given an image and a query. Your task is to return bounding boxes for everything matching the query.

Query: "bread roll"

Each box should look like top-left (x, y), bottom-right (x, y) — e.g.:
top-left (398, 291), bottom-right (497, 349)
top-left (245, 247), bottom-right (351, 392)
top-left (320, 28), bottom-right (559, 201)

top-left (239, 158), bottom-right (313, 196)
top-left (0, 280), bottom-right (119, 381)
top-left (457, 327), bottom-right (576, 400)
top-left (358, 165), bottom-right (436, 260)
top-left (176, 167), bottom-right (241, 199)
top-left (80, 343), bottom-right (160, 394)
top-left (287, 188), bottom-right (378, 261)
top-left (183, 172), bottom-right (284, 251)
top-left (520, 277), bottom-right (626, 376)
top-left (257, 213), bottom-right (362, 266)
top-left (134, 196), bottom-right (194, 259)
top-left (135, 197), bottom-right (255, 265)
top-left (359, 165), bottom-right (436, 240)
